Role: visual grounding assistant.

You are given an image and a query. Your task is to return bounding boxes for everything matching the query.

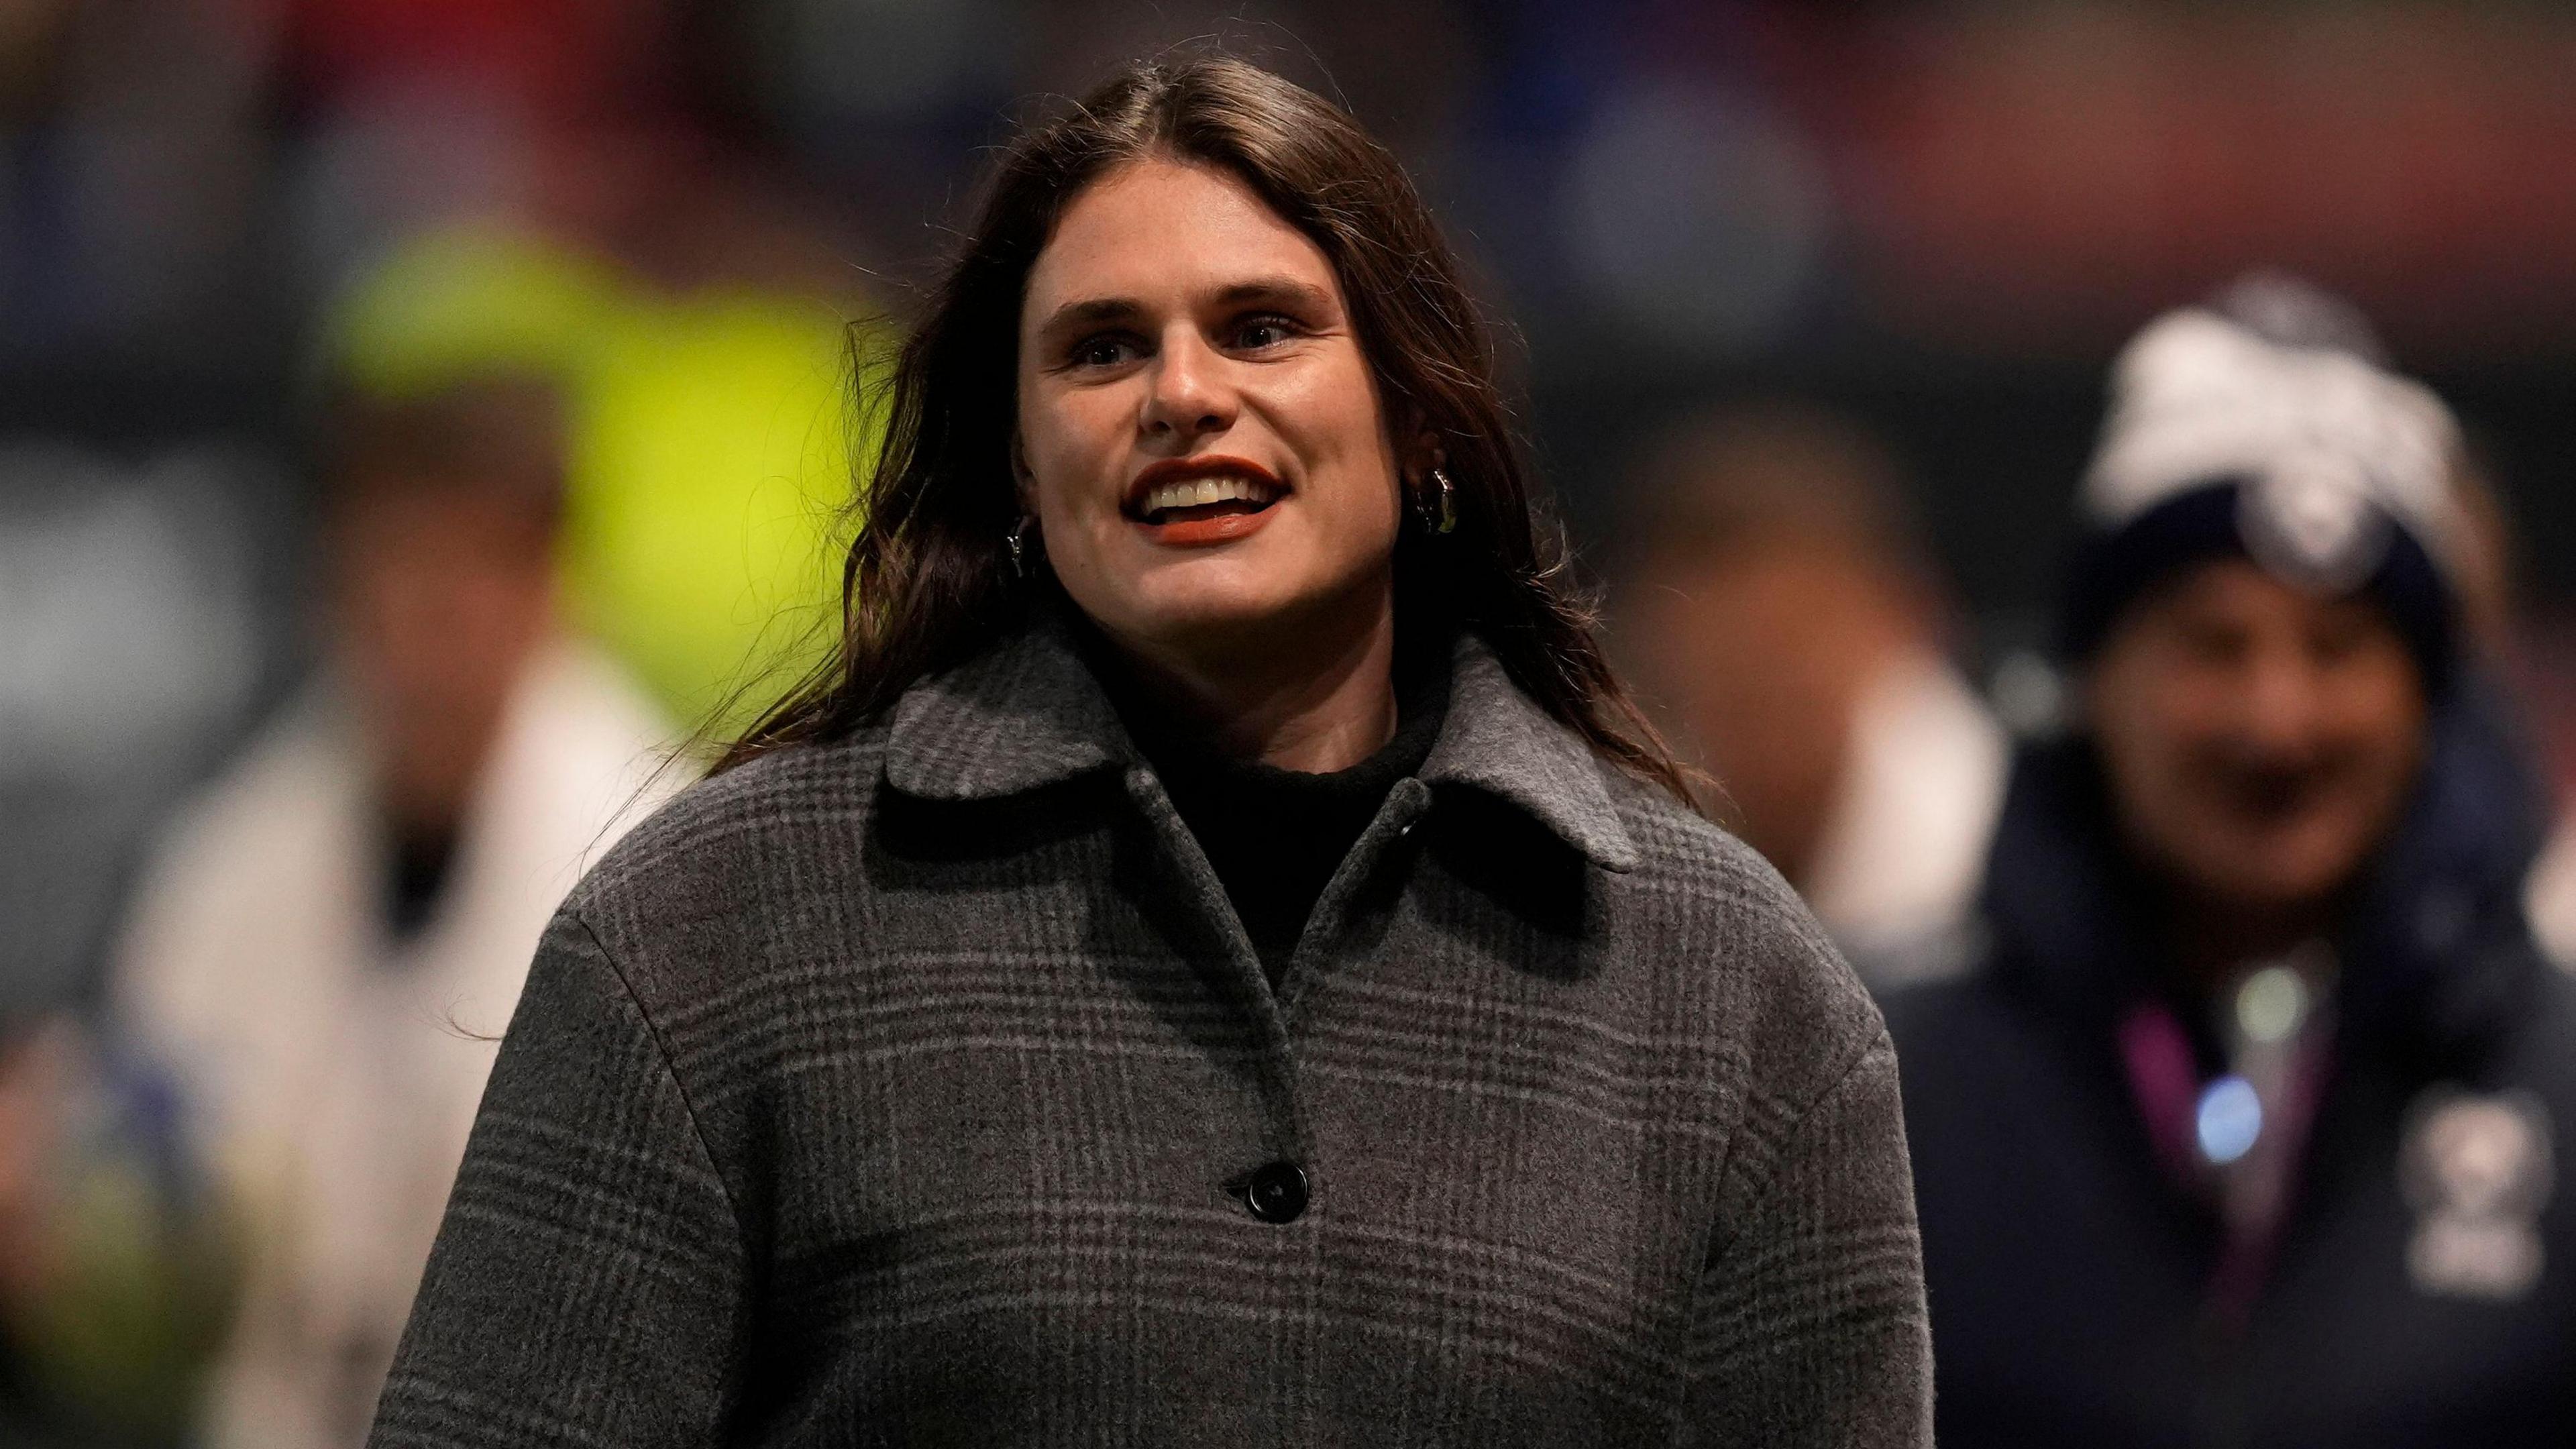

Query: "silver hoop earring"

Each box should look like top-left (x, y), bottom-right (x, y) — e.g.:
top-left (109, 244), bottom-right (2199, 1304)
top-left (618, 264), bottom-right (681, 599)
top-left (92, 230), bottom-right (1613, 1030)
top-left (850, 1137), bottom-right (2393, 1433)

top-left (1421, 467), bottom-right (1458, 535)
top-left (1006, 515), bottom-right (1037, 578)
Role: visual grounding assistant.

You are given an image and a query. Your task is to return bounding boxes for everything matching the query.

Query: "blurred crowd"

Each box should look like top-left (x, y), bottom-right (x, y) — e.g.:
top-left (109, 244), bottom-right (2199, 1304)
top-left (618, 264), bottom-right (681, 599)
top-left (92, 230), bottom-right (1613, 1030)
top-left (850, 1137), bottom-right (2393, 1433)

top-left (6, 0), bottom-right (2576, 1444)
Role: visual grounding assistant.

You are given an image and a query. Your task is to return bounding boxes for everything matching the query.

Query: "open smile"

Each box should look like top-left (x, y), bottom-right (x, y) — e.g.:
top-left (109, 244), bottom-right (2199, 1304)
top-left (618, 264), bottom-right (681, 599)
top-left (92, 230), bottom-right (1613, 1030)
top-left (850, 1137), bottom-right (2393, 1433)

top-left (1122, 455), bottom-right (1286, 545)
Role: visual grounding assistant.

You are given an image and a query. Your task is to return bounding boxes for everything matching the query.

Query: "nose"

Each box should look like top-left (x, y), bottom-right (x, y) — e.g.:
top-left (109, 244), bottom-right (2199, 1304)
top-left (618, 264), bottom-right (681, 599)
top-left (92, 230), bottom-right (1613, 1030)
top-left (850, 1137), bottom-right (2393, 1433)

top-left (1138, 328), bottom-right (1237, 447)
top-left (2238, 644), bottom-right (2325, 757)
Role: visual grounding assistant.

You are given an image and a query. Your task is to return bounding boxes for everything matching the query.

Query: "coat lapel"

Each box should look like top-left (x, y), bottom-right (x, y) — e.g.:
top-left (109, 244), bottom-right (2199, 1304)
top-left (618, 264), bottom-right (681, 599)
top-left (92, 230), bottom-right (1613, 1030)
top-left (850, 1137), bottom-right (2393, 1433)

top-left (881, 608), bottom-right (1132, 800)
top-left (1421, 637), bottom-right (1641, 874)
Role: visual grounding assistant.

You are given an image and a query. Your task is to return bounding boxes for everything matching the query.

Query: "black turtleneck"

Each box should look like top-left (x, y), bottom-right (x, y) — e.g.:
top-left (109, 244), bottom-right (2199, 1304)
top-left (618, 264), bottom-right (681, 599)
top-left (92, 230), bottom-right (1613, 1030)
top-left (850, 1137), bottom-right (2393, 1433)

top-left (1112, 635), bottom-right (1452, 989)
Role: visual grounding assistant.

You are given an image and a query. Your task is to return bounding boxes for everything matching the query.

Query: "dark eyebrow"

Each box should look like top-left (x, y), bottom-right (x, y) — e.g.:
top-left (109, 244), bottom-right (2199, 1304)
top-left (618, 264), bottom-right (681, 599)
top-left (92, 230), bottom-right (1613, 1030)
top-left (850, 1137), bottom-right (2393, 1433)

top-left (1034, 276), bottom-right (1340, 344)
top-left (1036, 297), bottom-right (1144, 340)
top-left (1212, 276), bottom-right (1338, 313)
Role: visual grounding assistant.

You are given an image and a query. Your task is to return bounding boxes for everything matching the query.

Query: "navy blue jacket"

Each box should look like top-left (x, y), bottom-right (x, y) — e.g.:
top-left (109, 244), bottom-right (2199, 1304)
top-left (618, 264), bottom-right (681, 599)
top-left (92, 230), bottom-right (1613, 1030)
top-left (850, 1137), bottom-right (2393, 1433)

top-left (1884, 685), bottom-right (2576, 1447)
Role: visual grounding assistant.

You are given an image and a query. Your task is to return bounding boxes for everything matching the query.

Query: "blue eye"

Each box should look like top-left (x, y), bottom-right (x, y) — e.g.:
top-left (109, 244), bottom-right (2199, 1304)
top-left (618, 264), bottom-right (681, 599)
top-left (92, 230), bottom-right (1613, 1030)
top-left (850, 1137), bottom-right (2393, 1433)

top-left (1070, 335), bottom-right (1137, 368)
top-left (1234, 315), bottom-right (1298, 350)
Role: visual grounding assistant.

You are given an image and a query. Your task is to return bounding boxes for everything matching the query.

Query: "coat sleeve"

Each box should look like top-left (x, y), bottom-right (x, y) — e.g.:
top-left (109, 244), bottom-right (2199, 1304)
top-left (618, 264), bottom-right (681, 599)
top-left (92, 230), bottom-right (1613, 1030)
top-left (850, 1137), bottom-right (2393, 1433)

top-left (368, 911), bottom-right (749, 1448)
top-left (1680, 1030), bottom-right (1933, 1448)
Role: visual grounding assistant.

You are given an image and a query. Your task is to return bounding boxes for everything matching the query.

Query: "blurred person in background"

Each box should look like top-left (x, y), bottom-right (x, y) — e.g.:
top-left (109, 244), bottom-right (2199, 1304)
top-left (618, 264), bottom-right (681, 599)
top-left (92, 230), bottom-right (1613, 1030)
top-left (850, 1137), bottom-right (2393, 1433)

top-left (1614, 402), bottom-right (2006, 977)
top-left (327, 225), bottom-right (869, 745)
top-left (101, 311), bottom-right (672, 1448)
top-left (1886, 282), bottom-right (2576, 1444)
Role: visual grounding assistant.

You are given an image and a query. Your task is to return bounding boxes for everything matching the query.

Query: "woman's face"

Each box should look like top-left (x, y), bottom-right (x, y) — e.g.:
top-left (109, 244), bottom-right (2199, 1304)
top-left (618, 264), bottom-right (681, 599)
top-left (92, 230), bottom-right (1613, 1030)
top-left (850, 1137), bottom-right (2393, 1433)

top-left (1016, 155), bottom-right (1406, 663)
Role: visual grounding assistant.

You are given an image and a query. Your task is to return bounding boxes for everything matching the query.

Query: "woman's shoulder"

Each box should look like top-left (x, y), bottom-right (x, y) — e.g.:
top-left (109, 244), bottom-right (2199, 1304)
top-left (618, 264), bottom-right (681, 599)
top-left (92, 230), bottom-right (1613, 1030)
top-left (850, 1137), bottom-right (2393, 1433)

top-left (1598, 765), bottom-right (1827, 942)
top-left (562, 722), bottom-right (896, 931)
top-left (1597, 765), bottom-right (1892, 1079)
top-left (1598, 769), bottom-right (1768, 888)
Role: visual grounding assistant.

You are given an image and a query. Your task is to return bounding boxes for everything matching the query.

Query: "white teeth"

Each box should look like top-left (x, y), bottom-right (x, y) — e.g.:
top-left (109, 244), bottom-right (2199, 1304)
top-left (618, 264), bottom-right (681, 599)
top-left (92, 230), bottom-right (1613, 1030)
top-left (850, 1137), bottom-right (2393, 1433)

top-left (1138, 474), bottom-right (1275, 517)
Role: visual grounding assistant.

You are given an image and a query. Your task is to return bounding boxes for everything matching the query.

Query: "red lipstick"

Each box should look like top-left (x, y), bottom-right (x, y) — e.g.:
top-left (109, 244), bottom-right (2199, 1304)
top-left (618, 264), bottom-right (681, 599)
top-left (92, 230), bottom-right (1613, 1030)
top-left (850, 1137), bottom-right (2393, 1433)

top-left (1123, 455), bottom-right (1287, 547)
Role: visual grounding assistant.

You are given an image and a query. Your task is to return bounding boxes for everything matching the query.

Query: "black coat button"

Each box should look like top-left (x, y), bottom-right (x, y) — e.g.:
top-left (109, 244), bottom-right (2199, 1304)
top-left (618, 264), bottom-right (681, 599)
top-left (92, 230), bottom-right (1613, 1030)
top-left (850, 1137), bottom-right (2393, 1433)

top-left (1244, 1161), bottom-right (1309, 1223)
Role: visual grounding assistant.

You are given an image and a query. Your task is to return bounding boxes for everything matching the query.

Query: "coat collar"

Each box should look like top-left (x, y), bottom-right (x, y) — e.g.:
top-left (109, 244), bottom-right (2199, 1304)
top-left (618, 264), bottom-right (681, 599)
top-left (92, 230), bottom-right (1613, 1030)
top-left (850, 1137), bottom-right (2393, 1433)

top-left (883, 610), bottom-right (1640, 873)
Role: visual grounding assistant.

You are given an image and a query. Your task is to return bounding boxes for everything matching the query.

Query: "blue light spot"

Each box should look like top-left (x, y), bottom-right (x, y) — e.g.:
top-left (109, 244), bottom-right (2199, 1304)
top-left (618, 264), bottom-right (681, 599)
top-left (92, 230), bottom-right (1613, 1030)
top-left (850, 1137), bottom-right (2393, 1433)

top-left (2196, 1076), bottom-right (2263, 1165)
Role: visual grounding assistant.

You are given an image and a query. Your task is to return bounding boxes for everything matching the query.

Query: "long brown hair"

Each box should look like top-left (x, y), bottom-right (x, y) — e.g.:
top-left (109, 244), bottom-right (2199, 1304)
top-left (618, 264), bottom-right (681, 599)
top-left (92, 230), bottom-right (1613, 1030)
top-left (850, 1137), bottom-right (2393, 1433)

top-left (720, 56), bottom-right (1692, 805)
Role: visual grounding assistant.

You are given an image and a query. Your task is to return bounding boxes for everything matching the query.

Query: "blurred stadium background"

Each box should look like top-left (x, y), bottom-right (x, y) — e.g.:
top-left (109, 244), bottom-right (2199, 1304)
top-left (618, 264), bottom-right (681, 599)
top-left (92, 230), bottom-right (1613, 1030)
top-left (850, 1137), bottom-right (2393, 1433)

top-left (7, 0), bottom-right (2576, 1019)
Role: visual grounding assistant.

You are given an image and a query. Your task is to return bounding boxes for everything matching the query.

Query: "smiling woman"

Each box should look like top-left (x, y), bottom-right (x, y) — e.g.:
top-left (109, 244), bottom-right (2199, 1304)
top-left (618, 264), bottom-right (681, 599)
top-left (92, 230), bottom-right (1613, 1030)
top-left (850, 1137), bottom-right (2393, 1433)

top-left (367, 56), bottom-right (1931, 1449)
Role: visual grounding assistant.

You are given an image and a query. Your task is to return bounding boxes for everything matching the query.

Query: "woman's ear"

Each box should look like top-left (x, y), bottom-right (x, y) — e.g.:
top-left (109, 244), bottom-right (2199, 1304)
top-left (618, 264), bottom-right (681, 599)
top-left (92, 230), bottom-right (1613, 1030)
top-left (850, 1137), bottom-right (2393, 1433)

top-left (1010, 435), bottom-right (1036, 513)
top-left (1402, 426), bottom-right (1445, 488)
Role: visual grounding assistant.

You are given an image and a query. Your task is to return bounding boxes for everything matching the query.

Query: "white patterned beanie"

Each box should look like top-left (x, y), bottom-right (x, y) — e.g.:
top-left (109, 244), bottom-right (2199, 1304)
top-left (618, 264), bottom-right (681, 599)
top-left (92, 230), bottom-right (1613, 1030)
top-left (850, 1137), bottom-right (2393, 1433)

top-left (2063, 287), bottom-right (2467, 692)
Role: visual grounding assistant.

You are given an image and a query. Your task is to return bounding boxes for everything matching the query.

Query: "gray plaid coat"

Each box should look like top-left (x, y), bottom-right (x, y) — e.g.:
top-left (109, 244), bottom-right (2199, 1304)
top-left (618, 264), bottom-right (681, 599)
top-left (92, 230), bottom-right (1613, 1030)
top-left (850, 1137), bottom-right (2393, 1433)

top-left (369, 615), bottom-right (1931, 1447)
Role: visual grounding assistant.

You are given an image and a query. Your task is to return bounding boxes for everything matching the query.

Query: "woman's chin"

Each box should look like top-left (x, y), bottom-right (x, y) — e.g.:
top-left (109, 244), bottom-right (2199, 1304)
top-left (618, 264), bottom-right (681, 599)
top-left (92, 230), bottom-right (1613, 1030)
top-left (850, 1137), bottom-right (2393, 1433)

top-left (1093, 578), bottom-right (1373, 657)
top-left (1129, 592), bottom-right (1307, 646)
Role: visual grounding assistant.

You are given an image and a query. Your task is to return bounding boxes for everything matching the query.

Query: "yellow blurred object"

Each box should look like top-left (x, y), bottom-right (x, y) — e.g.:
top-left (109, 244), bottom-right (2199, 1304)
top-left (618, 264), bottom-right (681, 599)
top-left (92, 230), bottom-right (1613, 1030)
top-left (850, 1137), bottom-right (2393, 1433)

top-left (320, 225), bottom-right (879, 745)
top-left (564, 290), bottom-right (871, 742)
top-left (320, 226), bottom-right (623, 401)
